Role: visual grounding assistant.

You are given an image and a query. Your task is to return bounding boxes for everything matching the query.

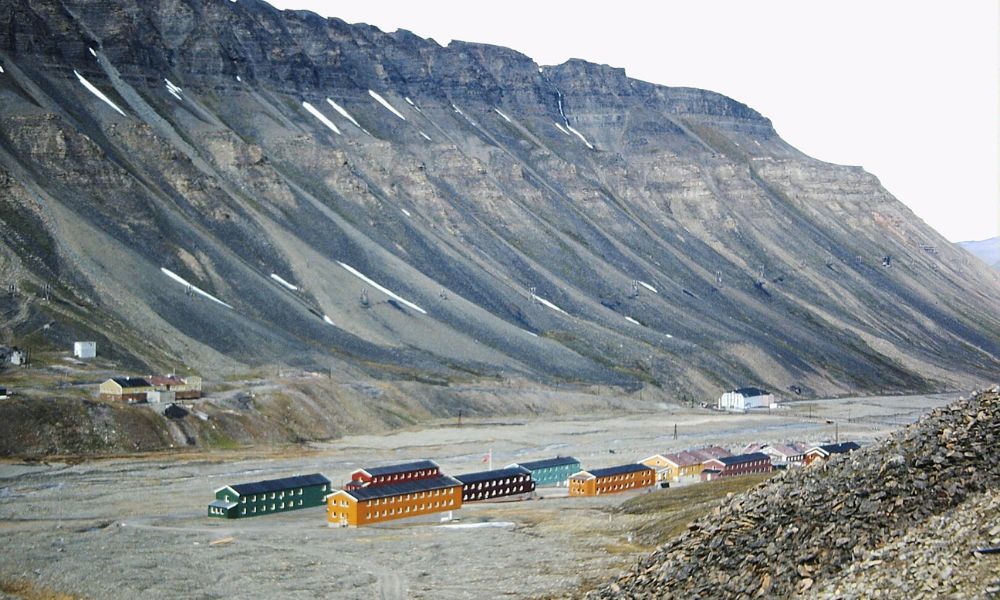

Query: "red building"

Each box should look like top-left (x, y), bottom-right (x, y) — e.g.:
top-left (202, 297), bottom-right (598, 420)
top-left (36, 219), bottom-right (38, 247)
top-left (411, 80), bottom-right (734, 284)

top-left (700, 452), bottom-right (773, 481)
top-left (345, 460), bottom-right (441, 491)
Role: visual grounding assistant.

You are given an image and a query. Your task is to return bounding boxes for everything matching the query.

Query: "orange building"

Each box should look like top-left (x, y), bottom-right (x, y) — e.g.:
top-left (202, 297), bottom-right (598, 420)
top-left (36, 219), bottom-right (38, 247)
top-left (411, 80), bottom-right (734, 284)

top-left (568, 464), bottom-right (656, 496)
top-left (326, 475), bottom-right (463, 527)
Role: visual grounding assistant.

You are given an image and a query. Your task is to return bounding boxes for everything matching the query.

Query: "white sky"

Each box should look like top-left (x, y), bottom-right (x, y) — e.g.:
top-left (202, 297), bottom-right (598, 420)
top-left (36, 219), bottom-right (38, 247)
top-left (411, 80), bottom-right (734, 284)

top-left (265, 1), bottom-right (999, 242)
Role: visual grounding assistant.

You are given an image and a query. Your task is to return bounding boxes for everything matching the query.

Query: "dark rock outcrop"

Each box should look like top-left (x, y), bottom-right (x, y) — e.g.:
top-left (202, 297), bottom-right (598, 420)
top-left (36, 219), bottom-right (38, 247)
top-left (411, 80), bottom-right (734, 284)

top-left (587, 388), bottom-right (1000, 599)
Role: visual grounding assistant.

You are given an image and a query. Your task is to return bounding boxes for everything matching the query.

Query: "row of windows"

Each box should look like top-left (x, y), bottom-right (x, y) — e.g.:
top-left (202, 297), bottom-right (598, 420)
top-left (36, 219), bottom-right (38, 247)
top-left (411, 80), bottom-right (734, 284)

top-left (466, 486), bottom-right (526, 500)
top-left (246, 499), bottom-right (305, 513)
top-left (467, 476), bottom-right (527, 490)
top-left (237, 486), bottom-right (326, 504)
top-left (364, 498), bottom-right (456, 519)
top-left (372, 469), bottom-right (437, 483)
top-left (366, 488), bottom-right (454, 505)
top-left (209, 506), bottom-right (228, 515)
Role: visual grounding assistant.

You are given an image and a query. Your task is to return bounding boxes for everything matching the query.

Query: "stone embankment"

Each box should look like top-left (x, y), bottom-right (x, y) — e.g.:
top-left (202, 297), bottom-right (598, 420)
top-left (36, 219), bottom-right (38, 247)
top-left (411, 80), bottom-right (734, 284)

top-left (587, 388), bottom-right (1000, 599)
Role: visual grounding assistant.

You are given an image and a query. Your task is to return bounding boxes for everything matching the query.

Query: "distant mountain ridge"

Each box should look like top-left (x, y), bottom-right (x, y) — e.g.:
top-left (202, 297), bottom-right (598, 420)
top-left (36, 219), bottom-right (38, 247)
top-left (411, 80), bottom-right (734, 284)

top-left (0, 0), bottom-right (999, 398)
top-left (959, 236), bottom-right (1000, 270)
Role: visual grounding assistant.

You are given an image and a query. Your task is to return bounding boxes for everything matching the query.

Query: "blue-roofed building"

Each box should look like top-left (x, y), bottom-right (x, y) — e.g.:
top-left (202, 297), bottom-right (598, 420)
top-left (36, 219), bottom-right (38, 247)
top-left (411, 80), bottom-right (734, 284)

top-left (568, 463), bottom-right (655, 496)
top-left (506, 456), bottom-right (581, 487)
top-left (455, 466), bottom-right (535, 502)
top-left (208, 473), bottom-right (331, 518)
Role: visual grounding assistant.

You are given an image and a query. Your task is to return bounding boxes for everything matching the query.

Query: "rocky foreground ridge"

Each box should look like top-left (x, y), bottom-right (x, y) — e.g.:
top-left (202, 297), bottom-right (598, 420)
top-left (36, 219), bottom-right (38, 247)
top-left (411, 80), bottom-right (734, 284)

top-left (587, 388), bottom-right (1000, 599)
top-left (0, 0), bottom-right (998, 397)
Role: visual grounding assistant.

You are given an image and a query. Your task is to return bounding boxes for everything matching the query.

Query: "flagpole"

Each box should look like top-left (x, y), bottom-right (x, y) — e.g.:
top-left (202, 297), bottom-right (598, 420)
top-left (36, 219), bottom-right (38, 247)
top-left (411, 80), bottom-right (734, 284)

top-left (489, 448), bottom-right (493, 471)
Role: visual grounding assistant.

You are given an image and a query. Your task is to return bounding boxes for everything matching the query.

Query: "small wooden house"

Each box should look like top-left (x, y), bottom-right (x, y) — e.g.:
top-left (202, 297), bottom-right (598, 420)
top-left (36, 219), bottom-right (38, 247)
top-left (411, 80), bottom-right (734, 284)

top-left (99, 377), bottom-right (153, 403)
top-left (506, 456), bottom-right (581, 487)
top-left (326, 475), bottom-right (463, 527)
top-left (804, 442), bottom-right (860, 465)
top-left (208, 473), bottom-right (331, 518)
top-left (455, 466), bottom-right (534, 502)
top-left (149, 375), bottom-right (202, 400)
top-left (568, 464), bottom-right (655, 496)
top-left (345, 460), bottom-right (441, 490)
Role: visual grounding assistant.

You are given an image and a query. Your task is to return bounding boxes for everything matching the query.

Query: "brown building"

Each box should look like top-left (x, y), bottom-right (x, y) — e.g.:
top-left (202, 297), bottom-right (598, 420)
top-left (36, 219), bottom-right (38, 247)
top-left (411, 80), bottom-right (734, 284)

top-left (149, 375), bottom-right (202, 400)
top-left (345, 460), bottom-right (441, 491)
top-left (569, 464), bottom-right (655, 497)
top-left (700, 452), bottom-right (773, 481)
top-left (455, 466), bottom-right (534, 502)
top-left (640, 445), bottom-right (732, 482)
top-left (326, 475), bottom-right (463, 527)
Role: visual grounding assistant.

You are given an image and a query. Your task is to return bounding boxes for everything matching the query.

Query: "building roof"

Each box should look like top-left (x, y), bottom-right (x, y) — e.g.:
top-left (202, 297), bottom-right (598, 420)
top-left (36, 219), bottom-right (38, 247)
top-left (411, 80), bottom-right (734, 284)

top-left (732, 387), bottom-right (770, 397)
top-left (690, 446), bottom-right (731, 460)
top-left (335, 475), bottom-right (462, 502)
top-left (767, 444), bottom-right (807, 458)
top-left (455, 466), bottom-right (531, 485)
top-left (575, 464), bottom-right (654, 479)
top-left (812, 442), bottom-right (861, 455)
top-left (149, 375), bottom-right (185, 386)
top-left (355, 460), bottom-right (439, 478)
top-left (512, 456), bottom-right (581, 471)
top-left (209, 499), bottom-right (238, 509)
top-left (226, 473), bottom-right (331, 496)
top-left (110, 377), bottom-right (151, 389)
top-left (711, 452), bottom-right (770, 467)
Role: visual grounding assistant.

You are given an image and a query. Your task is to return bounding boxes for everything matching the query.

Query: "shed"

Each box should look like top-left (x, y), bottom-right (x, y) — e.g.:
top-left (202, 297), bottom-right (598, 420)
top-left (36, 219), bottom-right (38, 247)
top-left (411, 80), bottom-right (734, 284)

top-left (73, 341), bottom-right (96, 359)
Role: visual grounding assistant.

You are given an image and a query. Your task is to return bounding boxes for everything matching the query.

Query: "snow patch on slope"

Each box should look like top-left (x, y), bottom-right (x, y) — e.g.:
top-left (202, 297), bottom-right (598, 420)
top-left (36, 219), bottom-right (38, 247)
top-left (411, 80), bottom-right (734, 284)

top-left (337, 262), bottom-right (426, 315)
top-left (323, 315), bottom-right (336, 327)
top-left (368, 90), bottom-right (406, 120)
top-left (494, 108), bottom-right (512, 123)
top-left (302, 101), bottom-right (342, 135)
top-left (418, 131), bottom-right (431, 141)
top-left (637, 281), bottom-right (658, 294)
top-left (74, 70), bottom-right (126, 116)
top-left (326, 98), bottom-right (368, 134)
top-left (554, 122), bottom-right (570, 135)
top-left (624, 316), bottom-right (641, 326)
top-left (161, 268), bottom-right (233, 309)
top-left (532, 294), bottom-right (568, 315)
top-left (270, 273), bottom-right (298, 291)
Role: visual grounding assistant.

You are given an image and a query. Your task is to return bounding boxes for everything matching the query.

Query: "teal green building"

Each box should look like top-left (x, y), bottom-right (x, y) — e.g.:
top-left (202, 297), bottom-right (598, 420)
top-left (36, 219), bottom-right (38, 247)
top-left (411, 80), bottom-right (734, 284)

top-left (507, 456), bottom-right (581, 487)
top-left (208, 473), bottom-right (331, 518)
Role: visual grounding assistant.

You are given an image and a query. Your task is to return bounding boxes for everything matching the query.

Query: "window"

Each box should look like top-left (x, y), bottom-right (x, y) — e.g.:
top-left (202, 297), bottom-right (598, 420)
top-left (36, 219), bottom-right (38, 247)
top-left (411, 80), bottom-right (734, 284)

top-left (280, 502), bottom-right (285, 509)
top-left (252, 507), bottom-right (256, 513)
top-left (271, 504), bottom-right (275, 510)
top-left (298, 500), bottom-right (303, 506)
top-left (241, 508), bottom-right (246, 515)
top-left (241, 497), bottom-right (246, 504)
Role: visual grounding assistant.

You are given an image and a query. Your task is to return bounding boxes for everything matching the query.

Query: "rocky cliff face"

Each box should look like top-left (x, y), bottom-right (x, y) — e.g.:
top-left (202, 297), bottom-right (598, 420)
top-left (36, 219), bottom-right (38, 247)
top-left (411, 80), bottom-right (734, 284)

top-left (1, 0), bottom-right (998, 397)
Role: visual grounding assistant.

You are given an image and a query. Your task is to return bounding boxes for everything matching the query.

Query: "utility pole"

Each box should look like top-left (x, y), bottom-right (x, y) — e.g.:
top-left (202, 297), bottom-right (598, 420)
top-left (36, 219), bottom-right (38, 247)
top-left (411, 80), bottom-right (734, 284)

top-left (673, 423), bottom-right (678, 440)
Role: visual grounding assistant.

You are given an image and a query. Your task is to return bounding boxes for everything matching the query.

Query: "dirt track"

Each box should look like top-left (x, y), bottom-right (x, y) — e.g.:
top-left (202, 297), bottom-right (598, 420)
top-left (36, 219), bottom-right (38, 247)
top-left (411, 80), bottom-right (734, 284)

top-left (0, 393), bottom-right (958, 599)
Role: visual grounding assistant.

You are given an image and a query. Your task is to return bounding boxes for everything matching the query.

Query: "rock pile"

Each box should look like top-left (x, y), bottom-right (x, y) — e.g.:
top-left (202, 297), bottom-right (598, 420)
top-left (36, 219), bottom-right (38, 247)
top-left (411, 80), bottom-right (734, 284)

top-left (587, 388), bottom-right (1000, 599)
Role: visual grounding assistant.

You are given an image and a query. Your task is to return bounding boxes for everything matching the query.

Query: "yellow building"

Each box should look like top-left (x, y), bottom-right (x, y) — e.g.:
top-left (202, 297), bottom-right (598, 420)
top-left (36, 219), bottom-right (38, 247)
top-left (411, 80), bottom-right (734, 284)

top-left (568, 464), bottom-right (655, 496)
top-left (326, 475), bottom-right (463, 527)
top-left (99, 377), bottom-right (154, 403)
top-left (640, 446), bottom-right (732, 482)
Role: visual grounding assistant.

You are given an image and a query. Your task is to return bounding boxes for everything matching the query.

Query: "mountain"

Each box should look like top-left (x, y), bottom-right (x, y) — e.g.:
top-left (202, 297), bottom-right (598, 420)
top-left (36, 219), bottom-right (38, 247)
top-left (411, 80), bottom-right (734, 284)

top-left (1, 0), bottom-right (999, 399)
top-left (959, 237), bottom-right (1000, 271)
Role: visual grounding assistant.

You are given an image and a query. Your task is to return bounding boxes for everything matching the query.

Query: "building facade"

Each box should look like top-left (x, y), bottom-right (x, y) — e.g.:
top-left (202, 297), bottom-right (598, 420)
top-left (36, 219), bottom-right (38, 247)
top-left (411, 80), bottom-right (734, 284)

top-left (326, 475), bottom-right (463, 527)
top-left (455, 466), bottom-right (534, 502)
top-left (700, 453), bottom-right (773, 481)
top-left (149, 375), bottom-right (202, 400)
top-left (73, 341), bottom-right (96, 359)
top-left (641, 446), bottom-right (731, 482)
top-left (208, 473), bottom-right (332, 518)
top-left (507, 456), bottom-right (581, 487)
top-left (346, 460), bottom-right (441, 490)
top-left (717, 387), bottom-right (776, 411)
top-left (99, 377), bottom-right (153, 403)
top-left (568, 464), bottom-right (655, 496)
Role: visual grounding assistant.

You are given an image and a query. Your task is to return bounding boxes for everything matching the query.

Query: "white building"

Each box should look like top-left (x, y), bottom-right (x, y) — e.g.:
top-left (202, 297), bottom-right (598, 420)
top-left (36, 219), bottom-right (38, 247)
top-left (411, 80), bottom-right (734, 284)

top-left (718, 387), bottom-right (776, 411)
top-left (9, 349), bottom-right (26, 366)
top-left (73, 341), bottom-right (97, 359)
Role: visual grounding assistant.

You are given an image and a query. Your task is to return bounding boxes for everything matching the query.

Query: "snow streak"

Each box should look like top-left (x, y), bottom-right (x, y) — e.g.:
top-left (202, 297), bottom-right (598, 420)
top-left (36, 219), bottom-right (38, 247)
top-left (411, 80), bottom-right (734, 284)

top-left (637, 281), bottom-right (658, 294)
top-left (419, 131), bottom-right (431, 141)
top-left (74, 70), bottom-right (126, 116)
top-left (494, 108), bottom-right (512, 123)
top-left (532, 294), bottom-right (568, 315)
top-left (368, 90), bottom-right (406, 120)
top-left (337, 262), bottom-right (427, 315)
top-left (554, 122), bottom-right (570, 135)
top-left (323, 315), bottom-right (336, 326)
top-left (165, 78), bottom-right (182, 101)
top-left (302, 101), bottom-right (342, 135)
top-left (270, 273), bottom-right (298, 291)
top-left (161, 268), bottom-right (233, 309)
top-left (326, 98), bottom-right (363, 130)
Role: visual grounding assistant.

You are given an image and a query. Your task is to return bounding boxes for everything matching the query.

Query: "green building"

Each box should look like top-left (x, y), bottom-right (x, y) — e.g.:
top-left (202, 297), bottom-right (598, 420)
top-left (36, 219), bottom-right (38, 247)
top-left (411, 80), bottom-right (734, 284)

top-left (507, 456), bottom-right (581, 487)
top-left (208, 473), bottom-right (331, 518)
